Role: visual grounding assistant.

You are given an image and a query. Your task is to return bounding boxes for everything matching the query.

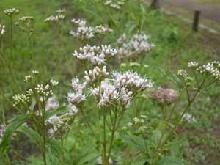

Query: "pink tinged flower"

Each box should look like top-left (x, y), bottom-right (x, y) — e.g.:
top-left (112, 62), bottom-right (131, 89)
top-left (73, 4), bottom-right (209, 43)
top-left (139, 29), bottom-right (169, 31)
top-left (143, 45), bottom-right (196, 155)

top-left (151, 88), bottom-right (178, 105)
top-left (68, 104), bottom-right (78, 115)
top-left (45, 97), bottom-right (59, 111)
top-left (73, 45), bottom-right (117, 65)
top-left (71, 78), bottom-right (87, 92)
top-left (67, 92), bottom-right (86, 104)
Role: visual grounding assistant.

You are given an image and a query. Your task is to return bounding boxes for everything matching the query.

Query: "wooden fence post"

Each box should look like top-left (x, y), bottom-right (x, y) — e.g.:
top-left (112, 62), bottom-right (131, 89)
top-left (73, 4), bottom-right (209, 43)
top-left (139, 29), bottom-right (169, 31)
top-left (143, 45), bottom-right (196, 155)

top-left (150, 0), bottom-right (161, 9)
top-left (192, 10), bottom-right (201, 32)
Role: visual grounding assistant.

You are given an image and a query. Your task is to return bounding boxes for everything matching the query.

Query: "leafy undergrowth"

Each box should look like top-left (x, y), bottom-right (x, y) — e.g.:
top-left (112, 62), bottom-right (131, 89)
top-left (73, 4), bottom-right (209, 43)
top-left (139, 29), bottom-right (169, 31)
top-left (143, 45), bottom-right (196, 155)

top-left (0, 0), bottom-right (219, 165)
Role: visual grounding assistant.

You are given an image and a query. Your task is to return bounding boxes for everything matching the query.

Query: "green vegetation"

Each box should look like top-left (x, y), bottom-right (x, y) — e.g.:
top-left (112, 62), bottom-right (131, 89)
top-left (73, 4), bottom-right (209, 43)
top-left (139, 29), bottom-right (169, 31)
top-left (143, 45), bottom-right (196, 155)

top-left (0, 0), bottom-right (219, 165)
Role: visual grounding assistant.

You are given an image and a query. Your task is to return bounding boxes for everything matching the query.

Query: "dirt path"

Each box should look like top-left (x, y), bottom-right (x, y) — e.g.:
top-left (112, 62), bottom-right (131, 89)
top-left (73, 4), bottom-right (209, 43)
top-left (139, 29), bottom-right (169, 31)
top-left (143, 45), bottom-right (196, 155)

top-left (165, 0), bottom-right (220, 22)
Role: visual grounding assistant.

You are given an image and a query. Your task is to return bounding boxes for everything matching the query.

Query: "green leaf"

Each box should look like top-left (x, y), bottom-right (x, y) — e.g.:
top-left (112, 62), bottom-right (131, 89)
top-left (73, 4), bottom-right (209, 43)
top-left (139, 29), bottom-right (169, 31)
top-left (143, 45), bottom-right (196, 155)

top-left (151, 129), bottom-right (162, 145)
top-left (160, 156), bottom-right (184, 165)
top-left (17, 124), bottom-right (43, 147)
top-left (0, 114), bottom-right (29, 153)
top-left (75, 144), bottom-right (98, 165)
top-left (132, 154), bottom-right (148, 165)
top-left (47, 139), bottom-right (63, 164)
top-left (45, 105), bottom-right (67, 119)
top-left (77, 152), bottom-right (97, 165)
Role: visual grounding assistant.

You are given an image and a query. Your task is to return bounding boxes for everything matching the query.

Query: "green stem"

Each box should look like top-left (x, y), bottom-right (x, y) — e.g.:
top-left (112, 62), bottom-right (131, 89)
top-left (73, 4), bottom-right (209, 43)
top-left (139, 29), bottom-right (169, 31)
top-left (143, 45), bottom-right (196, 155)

top-left (2, 108), bottom-right (5, 125)
top-left (102, 111), bottom-right (108, 165)
top-left (10, 16), bottom-right (13, 56)
top-left (153, 79), bottom-right (206, 163)
top-left (61, 136), bottom-right (65, 164)
top-left (80, 105), bottom-right (96, 136)
top-left (42, 99), bottom-right (47, 165)
top-left (108, 110), bottom-right (117, 160)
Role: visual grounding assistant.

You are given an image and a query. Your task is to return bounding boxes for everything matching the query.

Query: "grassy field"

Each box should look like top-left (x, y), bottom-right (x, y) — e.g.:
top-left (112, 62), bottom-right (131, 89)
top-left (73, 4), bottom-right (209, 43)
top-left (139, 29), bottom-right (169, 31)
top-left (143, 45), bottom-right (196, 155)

top-left (0, 0), bottom-right (219, 165)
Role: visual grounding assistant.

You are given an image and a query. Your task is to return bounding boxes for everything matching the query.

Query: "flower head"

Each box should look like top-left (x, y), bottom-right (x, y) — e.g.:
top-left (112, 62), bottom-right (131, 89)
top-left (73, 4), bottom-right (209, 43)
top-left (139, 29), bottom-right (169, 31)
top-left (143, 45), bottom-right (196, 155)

top-left (197, 61), bottom-right (220, 80)
top-left (0, 24), bottom-right (5, 36)
top-left (182, 113), bottom-right (196, 123)
top-left (84, 66), bottom-right (109, 83)
top-left (70, 18), bottom-right (112, 39)
top-left (50, 79), bottom-right (59, 86)
top-left (67, 78), bottom-right (87, 105)
top-left (112, 71), bottom-right (153, 90)
top-left (19, 16), bottom-right (34, 22)
top-left (4, 8), bottom-right (19, 16)
top-left (91, 71), bottom-right (153, 107)
top-left (45, 97), bottom-right (59, 111)
top-left (151, 88), bottom-right (178, 105)
top-left (117, 33), bottom-right (153, 59)
top-left (73, 45), bottom-right (117, 65)
top-left (188, 61), bottom-right (198, 68)
top-left (104, 0), bottom-right (126, 10)
top-left (45, 14), bottom-right (65, 22)
top-left (56, 9), bottom-right (66, 14)
top-left (46, 104), bottom-right (78, 137)
top-left (12, 94), bottom-right (30, 107)
top-left (67, 92), bottom-right (86, 105)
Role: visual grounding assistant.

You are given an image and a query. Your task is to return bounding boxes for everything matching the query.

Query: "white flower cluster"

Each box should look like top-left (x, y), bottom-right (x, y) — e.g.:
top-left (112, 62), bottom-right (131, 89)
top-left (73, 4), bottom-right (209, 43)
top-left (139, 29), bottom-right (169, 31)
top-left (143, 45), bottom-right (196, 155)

top-left (95, 25), bottom-right (113, 34)
top-left (180, 61), bottom-right (220, 81)
top-left (182, 113), bottom-right (196, 123)
top-left (47, 105), bottom-right (78, 137)
top-left (91, 71), bottom-right (153, 107)
top-left (91, 79), bottom-right (127, 107)
top-left (112, 71), bottom-right (154, 90)
top-left (12, 94), bottom-right (30, 107)
top-left (13, 70), bottom-right (59, 108)
top-left (104, 0), bottom-right (126, 10)
top-left (96, 156), bottom-right (113, 165)
top-left (117, 33), bottom-right (153, 59)
top-left (67, 78), bottom-right (87, 105)
top-left (73, 45), bottom-right (117, 65)
top-left (70, 18), bottom-right (112, 39)
top-left (84, 66), bottom-right (109, 83)
top-left (188, 61), bottom-right (198, 68)
top-left (47, 115), bottom-right (64, 134)
top-left (0, 24), bottom-right (5, 36)
top-left (56, 9), bottom-right (65, 14)
top-left (177, 69), bottom-right (188, 78)
top-left (125, 115), bottom-right (148, 133)
top-left (127, 116), bottom-right (146, 128)
top-left (32, 70), bottom-right (39, 74)
top-left (24, 70), bottom-right (39, 82)
top-left (18, 16), bottom-right (34, 24)
top-left (45, 14), bottom-right (65, 22)
top-left (117, 33), bottom-right (153, 58)
top-left (197, 61), bottom-right (220, 80)
top-left (35, 84), bottom-right (54, 97)
top-left (50, 79), bottom-right (59, 86)
top-left (4, 8), bottom-right (19, 16)
top-left (0, 124), bottom-right (6, 143)
top-left (71, 77), bottom-right (87, 92)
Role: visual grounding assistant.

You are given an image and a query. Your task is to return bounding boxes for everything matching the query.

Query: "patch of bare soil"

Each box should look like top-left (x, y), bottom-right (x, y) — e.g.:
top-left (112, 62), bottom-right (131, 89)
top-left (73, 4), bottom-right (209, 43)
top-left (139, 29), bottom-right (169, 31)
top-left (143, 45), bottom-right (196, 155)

top-left (165, 0), bottom-right (220, 22)
top-left (198, 32), bottom-right (220, 60)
